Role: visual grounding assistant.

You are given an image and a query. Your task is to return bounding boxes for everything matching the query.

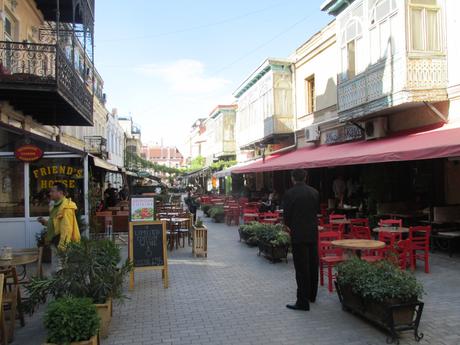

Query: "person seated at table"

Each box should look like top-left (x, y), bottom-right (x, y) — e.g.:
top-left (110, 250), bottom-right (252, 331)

top-left (259, 193), bottom-right (273, 213)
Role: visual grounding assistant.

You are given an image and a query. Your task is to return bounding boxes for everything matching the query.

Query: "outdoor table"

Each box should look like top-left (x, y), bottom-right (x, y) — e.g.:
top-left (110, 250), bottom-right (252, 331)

top-left (0, 254), bottom-right (39, 279)
top-left (331, 239), bottom-right (385, 258)
top-left (243, 213), bottom-right (259, 218)
top-left (372, 226), bottom-right (409, 234)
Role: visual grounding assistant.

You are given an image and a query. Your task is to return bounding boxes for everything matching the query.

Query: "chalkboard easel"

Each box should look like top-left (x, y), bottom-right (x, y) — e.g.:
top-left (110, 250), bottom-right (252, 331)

top-left (129, 221), bottom-right (168, 289)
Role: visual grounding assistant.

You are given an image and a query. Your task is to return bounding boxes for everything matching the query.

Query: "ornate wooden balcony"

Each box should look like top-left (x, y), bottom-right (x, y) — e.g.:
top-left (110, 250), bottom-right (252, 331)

top-left (0, 41), bottom-right (93, 125)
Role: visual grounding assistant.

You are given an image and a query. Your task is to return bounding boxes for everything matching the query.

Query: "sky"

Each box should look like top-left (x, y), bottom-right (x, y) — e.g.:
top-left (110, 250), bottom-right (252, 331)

top-left (94, 1), bottom-right (331, 154)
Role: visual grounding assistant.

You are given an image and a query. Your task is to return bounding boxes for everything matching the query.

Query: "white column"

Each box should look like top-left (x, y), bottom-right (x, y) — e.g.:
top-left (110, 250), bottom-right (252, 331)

top-left (84, 154), bottom-right (89, 237)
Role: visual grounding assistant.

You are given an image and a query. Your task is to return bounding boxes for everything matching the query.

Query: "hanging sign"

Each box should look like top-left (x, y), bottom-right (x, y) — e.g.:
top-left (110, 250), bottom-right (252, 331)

top-left (15, 145), bottom-right (43, 162)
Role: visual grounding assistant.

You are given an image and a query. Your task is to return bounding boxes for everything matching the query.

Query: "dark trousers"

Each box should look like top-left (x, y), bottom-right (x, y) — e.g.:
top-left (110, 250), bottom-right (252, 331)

top-left (291, 242), bottom-right (319, 307)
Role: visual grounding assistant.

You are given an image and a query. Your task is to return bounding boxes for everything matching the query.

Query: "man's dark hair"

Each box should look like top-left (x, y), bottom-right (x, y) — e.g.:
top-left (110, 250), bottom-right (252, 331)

top-left (291, 169), bottom-right (307, 182)
top-left (53, 182), bottom-right (67, 194)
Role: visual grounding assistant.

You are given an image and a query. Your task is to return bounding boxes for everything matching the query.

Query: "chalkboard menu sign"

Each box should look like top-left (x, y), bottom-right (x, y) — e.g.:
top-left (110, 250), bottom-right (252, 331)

top-left (129, 221), bottom-right (168, 289)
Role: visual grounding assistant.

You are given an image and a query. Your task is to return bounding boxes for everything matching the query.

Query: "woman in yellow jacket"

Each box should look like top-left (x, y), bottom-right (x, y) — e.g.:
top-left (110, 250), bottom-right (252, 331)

top-left (38, 183), bottom-right (81, 270)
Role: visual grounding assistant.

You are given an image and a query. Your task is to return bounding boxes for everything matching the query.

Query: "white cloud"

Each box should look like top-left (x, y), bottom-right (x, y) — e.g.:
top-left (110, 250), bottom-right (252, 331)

top-left (137, 59), bottom-right (230, 94)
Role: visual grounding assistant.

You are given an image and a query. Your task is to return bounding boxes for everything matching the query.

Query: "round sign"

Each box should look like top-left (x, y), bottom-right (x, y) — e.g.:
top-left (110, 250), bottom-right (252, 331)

top-left (15, 144), bottom-right (43, 162)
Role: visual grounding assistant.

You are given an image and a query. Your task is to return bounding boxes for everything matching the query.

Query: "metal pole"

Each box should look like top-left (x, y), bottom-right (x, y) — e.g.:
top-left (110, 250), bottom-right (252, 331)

top-left (84, 154), bottom-right (89, 237)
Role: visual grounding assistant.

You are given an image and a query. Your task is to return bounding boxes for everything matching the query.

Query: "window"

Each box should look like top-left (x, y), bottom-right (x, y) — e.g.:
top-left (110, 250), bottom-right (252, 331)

top-left (341, 19), bottom-right (363, 80)
top-left (4, 17), bottom-right (13, 41)
top-left (369, 0), bottom-right (398, 64)
top-left (409, 0), bottom-right (441, 52)
top-left (305, 76), bottom-right (315, 114)
top-left (0, 159), bottom-right (24, 218)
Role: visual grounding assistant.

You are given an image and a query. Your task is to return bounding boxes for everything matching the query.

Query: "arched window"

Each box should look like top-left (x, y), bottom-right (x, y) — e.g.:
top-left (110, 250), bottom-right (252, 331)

top-left (341, 18), bottom-right (363, 80)
top-left (369, 0), bottom-right (398, 64)
top-left (409, 0), bottom-right (441, 52)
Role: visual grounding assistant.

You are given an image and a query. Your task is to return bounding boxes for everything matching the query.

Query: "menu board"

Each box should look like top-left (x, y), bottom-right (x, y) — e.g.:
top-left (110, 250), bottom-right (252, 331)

top-left (131, 223), bottom-right (164, 267)
top-left (130, 196), bottom-right (155, 222)
top-left (129, 221), bottom-right (168, 289)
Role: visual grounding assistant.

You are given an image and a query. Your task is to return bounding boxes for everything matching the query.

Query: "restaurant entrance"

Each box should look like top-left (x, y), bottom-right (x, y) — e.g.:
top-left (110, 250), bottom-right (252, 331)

top-left (0, 124), bottom-right (89, 247)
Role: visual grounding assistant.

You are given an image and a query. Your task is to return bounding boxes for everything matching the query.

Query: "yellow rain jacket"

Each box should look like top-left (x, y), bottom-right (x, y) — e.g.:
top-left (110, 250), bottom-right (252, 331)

top-left (51, 197), bottom-right (81, 250)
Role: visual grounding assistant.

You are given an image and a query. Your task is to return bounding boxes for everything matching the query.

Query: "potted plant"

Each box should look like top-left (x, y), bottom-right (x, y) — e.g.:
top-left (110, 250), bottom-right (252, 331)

top-left (257, 224), bottom-right (290, 263)
top-left (209, 206), bottom-right (225, 223)
top-left (336, 258), bottom-right (424, 343)
top-left (26, 239), bottom-right (132, 339)
top-left (201, 204), bottom-right (212, 217)
top-left (238, 222), bottom-right (261, 247)
top-left (35, 228), bottom-right (52, 263)
top-left (44, 297), bottom-right (100, 345)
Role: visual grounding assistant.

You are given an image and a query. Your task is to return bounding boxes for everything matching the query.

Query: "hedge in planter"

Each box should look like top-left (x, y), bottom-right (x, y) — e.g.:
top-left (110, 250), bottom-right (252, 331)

top-left (26, 239), bottom-right (132, 339)
top-left (256, 224), bottom-right (290, 263)
top-left (44, 297), bottom-right (100, 345)
top-left (209, 206), bottom-right (225, 223)
top-left (238, 222), bottom-right (262, 247)
top-left (336, 258), bottom-right (424, 344)
top-left (201, 204), bottom-right (212, 217)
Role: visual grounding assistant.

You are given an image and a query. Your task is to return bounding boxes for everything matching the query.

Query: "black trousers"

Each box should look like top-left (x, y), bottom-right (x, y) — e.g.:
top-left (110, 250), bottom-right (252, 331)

top-left (291, 242), bottom-right (319, 307)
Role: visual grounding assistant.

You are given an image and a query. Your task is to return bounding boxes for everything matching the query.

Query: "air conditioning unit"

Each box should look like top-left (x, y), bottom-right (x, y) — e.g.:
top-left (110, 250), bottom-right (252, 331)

top-left (305, 125), bottom-right (320, 142)
top-left (363, 117), bottom-right (387, 140)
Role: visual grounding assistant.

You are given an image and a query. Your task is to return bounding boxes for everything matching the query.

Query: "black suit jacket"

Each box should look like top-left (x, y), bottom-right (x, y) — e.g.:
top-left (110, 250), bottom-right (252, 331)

top-left (283, 182), bottom-right (319, 244)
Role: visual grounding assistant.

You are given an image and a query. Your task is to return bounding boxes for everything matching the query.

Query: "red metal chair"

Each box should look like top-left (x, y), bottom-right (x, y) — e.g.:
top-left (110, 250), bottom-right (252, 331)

top-left (409, 226), bottom-right (431, 273)
top-left (329, 214), bottom-right (346, 223)
top-left (318, 231), bottom-right (344, 292)
top-left (350, 218), bottom-right (369, 227)
top-left (379, 218), bottom-right (402, 227)
top-left (350, 225), bottom-right (371, 240)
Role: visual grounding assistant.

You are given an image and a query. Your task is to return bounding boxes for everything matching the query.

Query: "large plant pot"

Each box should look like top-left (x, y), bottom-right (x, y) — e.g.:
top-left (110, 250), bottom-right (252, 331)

top-left (336, 282), bottom-right (424, 343)
top-left (257, 240), bottom-right (289, 263)
top-left (95, 298), bottom-right (112, 339)
top-left (44, 335), bottom-right (98, 345)
top-left (192, 225), bottom-right (208, 257)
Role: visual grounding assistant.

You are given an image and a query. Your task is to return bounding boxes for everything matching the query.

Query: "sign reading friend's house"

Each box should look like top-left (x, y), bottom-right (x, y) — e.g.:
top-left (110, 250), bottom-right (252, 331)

top-left (129, 221), bottom-right (168, 289)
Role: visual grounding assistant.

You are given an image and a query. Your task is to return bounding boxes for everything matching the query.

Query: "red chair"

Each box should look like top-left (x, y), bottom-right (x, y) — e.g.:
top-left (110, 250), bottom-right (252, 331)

top-left (350, 225), bottom-right (371, 240)
top-left (242, 208), bottom-right (259, 224)
top-left (329, 214), bottom-right (346, 223)
top-left (395, 240), bottom-right (412, 270)
top-left (226, 207), bottom-right (240, 226)
top-left (259, 212), bottom-right (279, 225)
top-left (409, 226), bottom-right (431, 273)
top-left (379, 218), bottom-right (402, 227)
top-left (350, 218), bottom-right (369, 227)
top-left (378, 231), bottom-right (402, 247)
top-left (318, 231), bottom-right (344, 292)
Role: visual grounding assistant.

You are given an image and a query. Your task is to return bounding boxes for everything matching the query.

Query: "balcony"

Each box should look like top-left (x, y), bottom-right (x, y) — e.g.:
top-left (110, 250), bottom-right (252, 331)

top-left (263, 115), bottom-right (295, 137)
top-left (0, 41), bottom-right (93, 125)
top-left (35, 0), bottom-right (95, 24)
top-left (84, 136), bottom-right (108, 159)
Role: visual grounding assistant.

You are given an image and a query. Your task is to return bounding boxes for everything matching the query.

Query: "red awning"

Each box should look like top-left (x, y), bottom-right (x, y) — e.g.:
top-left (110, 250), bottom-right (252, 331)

top-left (233, 123), bottom-right (460, 173)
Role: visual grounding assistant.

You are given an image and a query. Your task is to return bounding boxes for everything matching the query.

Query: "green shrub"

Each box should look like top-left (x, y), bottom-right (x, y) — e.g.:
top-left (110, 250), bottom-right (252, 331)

top-left (201, 204), bottom-right (211, 216)
top-left (239, 222), bottom-right (290, 247)
top-left (44, 297), bottom-right (100, 344)
top-left (209, 206), bottom-right (225, 222)
top-left (337, 257), bottom-right (424, 302)
top-left (195, 217), bottom-right (204, 228)
top-left (26, 239), bottom-right (133, 313)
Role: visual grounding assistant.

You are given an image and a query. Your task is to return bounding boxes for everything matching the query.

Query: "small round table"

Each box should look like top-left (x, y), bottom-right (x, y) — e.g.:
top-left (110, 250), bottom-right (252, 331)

top-left (372, 227), bottom-right (409, 234)
top-left (331, 239), bottom-right (386, 258)
top-left (0, 254), bottom-right (39, 280)
top-left (330, 219), bottom-right (352, 225)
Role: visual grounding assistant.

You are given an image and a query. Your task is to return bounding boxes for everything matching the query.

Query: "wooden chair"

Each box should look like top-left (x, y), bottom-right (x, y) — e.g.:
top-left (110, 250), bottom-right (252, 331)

top-left (409, 226), bottom-right (431, 273)
top-left (350, 225), bottom-right (371, 240)
top-left (350, 218), bottom-right (369, 227)
top-left (379, 218), bottom-right (402, 227)
top-left (0, 273), bottom-right (6, 345)
top-left (0, 267), bottom-right (23, 343)
top-left (329, 214), bottom-right (346, 223)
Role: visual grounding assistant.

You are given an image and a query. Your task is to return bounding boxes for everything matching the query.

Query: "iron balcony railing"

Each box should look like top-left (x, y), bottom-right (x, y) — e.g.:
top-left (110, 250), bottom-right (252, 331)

top-left (84, 136), bottom-right (108, 158)
top-left (0, 40), bottom-right (93, 123)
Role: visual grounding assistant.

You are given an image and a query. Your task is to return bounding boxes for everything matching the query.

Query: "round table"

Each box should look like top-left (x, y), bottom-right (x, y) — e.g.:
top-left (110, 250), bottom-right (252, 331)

top-left (0, 254), bottom-right (38, 267)
top-left (372, 227), bottom-right (409, 234)
top-left (331, 239), bottom-right (386, 258)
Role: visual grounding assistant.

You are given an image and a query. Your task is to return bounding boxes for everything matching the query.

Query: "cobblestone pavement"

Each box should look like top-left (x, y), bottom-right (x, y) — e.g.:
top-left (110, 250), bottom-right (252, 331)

top-left (13, 216), bottom-right (460, 345)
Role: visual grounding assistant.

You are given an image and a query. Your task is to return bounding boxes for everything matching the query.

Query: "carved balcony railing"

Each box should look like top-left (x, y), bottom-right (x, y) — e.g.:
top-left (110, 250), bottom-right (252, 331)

top-left (0, 41), bottom-right (93, 125)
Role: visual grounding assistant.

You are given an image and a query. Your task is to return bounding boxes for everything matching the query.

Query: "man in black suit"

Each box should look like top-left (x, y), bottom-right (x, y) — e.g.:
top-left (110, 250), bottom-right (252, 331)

top-left (283, 169), bottom-right (319, 311)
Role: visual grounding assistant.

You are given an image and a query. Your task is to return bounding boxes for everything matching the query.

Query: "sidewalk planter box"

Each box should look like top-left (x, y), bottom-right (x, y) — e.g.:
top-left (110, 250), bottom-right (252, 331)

top-left (257, 240), bottom-right (289, 263)
top-left (44, 335), bottom-right (98, 345)
top-left (95, 298), bottom-right (112, 338)
top-left (336, 258), bottom-right (424, 344)
top-left (192, 225), bottom-right (208, 258)
top-left (336, 283), bottom-right (424, 344)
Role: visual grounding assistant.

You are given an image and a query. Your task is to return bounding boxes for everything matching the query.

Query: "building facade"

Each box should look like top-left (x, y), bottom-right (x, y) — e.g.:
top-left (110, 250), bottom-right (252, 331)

top-left (141, 144), bottom-right (184, 169)
top-left (234, 58), bottom-right (295, 163)
top-left (205, 105), bottom-right (237, 165)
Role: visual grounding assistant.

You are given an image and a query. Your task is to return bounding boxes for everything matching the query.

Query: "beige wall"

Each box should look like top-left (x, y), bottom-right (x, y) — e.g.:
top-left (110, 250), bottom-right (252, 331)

top-left (294, 21), bottom-right (337, 130)
top-left (1, 0), bottom-right (43, 42)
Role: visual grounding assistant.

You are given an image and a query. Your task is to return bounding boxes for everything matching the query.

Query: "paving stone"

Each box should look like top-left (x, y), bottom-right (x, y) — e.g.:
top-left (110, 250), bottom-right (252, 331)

top-left (12, 212), bottom-right (460, 345)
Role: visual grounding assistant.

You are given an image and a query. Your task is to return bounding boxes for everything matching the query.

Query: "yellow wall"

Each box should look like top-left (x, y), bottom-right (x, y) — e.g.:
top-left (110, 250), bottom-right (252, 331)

top-left (1, 0), bottom-right (44, 42)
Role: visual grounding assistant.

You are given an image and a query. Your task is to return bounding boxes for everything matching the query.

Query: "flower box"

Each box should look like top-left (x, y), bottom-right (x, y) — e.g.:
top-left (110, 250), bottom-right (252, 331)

top-left (336, 282), bottom-right (424, 344)
top-left (257, 240), bottom-right (289, 263)
top-left (192, 225), bottom-right (208, 257)
top-left (44, 335), bottom-right (98, 345)
top-left (95, 298), bottom-right (112, 338)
